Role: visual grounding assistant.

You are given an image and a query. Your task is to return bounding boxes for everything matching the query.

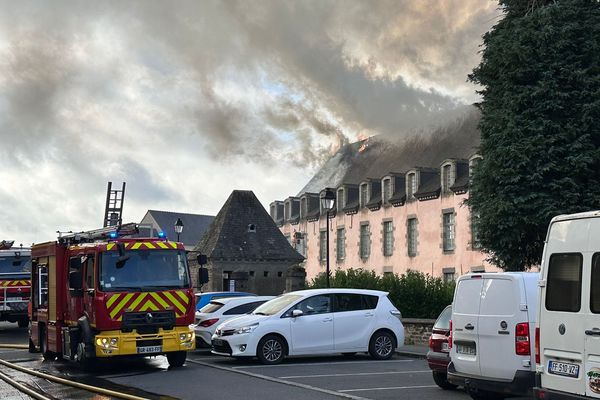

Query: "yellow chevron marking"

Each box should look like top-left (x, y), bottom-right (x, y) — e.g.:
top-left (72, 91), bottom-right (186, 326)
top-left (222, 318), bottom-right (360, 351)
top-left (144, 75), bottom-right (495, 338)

top-left (144, 242), bottom-right (156, 249)
top-left (164, 292), bottom-right (186, 315)
top-left (139, 299), bottom-right (159, 312)
top-left (170, 242), bottom-right (177, 249)
top-left (150, 292), bottom-right (170, 309)
top-left (175, 291), bottom-right (189, 304)
top-left (126, 293), bottom-right (147, 312)
top-left (156, 242), bottom-right (168, 249)
top-left (109, 293), bottom-right (135, 319)
top-left (106, 293), bottom-right (121, 308)
top-left (107, 243), bottom-right (115, 251)
top-left (131, 242), bottom-right (142, 250)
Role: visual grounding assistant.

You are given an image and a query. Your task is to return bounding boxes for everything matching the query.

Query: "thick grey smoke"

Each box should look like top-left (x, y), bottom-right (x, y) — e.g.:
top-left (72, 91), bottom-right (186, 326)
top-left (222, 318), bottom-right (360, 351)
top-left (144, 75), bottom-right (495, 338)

top-left (0, 0), bottom-right (498, 243)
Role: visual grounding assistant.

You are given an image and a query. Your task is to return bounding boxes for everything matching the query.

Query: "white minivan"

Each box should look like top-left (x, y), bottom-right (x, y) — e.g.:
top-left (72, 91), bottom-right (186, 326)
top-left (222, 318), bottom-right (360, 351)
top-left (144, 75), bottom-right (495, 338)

top-left (211, 288), bottom-right (404, 364)
top-left (534, 211), bottom-right (600, 399)
top-left (447, 272), bottom-right (539, 400)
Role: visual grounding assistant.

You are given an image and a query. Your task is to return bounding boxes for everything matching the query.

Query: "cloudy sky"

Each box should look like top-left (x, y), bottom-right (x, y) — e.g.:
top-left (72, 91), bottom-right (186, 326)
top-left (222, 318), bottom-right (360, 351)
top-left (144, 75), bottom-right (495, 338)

top-left (0, 0), bottom-right (500, 245)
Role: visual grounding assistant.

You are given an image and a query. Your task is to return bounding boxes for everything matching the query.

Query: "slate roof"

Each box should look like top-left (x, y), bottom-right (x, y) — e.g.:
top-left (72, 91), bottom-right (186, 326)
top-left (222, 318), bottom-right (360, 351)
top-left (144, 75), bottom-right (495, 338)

top-left (450, 161), bottom-right (471, 194)
top-left (298, 107), bottom-right (480, 194)
top-left (414, 169), bottom-right (442, 200)
top-left (140, 210), bottom-right (214, 249)
top-left (194, 190), bottom-right (304, 262)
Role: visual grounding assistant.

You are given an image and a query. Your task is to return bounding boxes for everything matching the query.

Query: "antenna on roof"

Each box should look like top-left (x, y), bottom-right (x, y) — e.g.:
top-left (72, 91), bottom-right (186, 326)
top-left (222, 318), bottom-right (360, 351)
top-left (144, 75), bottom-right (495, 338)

top-left (103, 182), bottom-right (126, 227)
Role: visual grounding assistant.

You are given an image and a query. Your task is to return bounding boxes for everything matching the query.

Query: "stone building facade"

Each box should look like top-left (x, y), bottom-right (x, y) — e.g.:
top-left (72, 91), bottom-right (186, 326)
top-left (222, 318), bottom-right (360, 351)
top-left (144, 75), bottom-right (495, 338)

top-left (270, 109), bottom-right (495, 282)
top-left (189, 190), bottom-right (305, 295)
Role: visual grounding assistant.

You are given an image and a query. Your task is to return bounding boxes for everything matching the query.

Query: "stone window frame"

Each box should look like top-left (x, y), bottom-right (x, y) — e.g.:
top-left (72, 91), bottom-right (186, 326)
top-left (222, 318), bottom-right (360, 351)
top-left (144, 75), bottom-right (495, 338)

top-left (336, 225), bottom-right (346, 263)
top-left (358, 221), bottom-right (371, 260)
top-left (383, 265), bottom-right (394, 276)
top-left (440, 161), bottom-right (456, 194)
top-left (300, 197), bottom-right (307, 219)
top-left (406, 215), bottom-right (419, 257)
top-left (442, 267), bottom-right (456, 283)
top-left (284, 200), bottom-right (292, 222)
top-left (359, 182), bottom-right (370, 208)
top-left (382, 218), bottom-right (394, 257)
top-left (441, 208), bottom-right (456, 253)
top-left (381, 177), bottom-right (393, 205)
top-left (337, 187), bottom-right (345, 213)
top-left (469, 154), bottom-right (482, 178)
top-left (471, 265), bottom-right (485, 273)
top-left (318, 228), bottom-right (327, 263)
top-left (470, 212), bottom-right (482, 250)
top-left (406, 170), bottom-right (419, 201)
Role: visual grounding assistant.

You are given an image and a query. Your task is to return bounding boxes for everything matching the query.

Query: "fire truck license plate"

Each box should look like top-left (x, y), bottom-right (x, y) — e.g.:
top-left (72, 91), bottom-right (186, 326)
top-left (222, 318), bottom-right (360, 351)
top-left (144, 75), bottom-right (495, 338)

top-left (137, 346), bottom-right (162, 354)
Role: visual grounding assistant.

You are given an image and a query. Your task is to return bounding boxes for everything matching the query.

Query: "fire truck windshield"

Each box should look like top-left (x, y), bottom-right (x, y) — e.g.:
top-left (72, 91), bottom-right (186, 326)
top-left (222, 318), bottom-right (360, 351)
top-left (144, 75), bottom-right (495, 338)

top-left (0, 255), bottom-right (31, 274)
top-left (99, 250), bottom-right (190, 291)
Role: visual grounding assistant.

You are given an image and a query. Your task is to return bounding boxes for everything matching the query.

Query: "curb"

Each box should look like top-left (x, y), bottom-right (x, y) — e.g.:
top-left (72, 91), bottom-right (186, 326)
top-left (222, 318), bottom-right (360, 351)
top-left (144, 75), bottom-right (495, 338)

top-left (396, 348), bottom-right (427, 359)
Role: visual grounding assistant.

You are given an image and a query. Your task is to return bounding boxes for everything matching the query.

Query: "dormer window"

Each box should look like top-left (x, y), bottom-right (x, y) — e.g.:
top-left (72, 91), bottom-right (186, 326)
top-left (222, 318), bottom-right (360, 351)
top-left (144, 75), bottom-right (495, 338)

top-left (360, 183), bottom-right (369, 207)
top-left (406, 172), bottom-right (417, 199)
top-left (382, 178), bottom-right (392, 204)
top-left (441, 162), bottom-right (455, 193)
top-left (270, 204), bottom-right (276, 219)
top-left (300, 197), bottom-right (307, 219)
top-left (284, 201), bottom-right (291, 221)
top-left (337, 188), bottom-right (345, 212)
top-left (469, 156), bottom-right (482, 177)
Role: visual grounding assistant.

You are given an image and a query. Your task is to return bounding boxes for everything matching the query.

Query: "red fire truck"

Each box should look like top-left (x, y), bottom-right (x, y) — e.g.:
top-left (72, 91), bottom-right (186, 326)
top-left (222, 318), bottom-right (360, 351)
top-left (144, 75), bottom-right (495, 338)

top-left (29, 224), bottom-right (195, 369)
top-left (0, 241), bottom-right (31, 328)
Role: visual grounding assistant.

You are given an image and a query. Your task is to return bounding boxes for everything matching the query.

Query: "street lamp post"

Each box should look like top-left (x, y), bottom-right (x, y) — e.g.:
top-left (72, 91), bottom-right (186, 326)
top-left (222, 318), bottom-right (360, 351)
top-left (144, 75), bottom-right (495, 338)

top-left (174, 218), bottom-right (184, 242)
top-left (320, 188), bottom-right (336, 288)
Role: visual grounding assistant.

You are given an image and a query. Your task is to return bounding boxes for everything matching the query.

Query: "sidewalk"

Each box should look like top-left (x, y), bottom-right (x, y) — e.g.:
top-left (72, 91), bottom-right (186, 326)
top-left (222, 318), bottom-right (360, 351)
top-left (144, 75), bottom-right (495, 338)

top-left (396, 344), bottom-right (428, 359)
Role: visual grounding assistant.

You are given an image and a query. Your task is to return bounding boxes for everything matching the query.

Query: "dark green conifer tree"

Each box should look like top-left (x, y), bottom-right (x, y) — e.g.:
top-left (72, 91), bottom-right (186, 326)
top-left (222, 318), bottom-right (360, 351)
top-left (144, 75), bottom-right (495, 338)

top-left (469, 0), bottom-right (600, 270)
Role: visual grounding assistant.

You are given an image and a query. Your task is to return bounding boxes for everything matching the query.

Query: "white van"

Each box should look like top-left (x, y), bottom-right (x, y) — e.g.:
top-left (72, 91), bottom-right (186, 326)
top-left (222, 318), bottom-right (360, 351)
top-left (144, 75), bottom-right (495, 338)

top-left (447, 272), bottom-right (539, 400)
top-left (534, 211), bottom-right (600, 399)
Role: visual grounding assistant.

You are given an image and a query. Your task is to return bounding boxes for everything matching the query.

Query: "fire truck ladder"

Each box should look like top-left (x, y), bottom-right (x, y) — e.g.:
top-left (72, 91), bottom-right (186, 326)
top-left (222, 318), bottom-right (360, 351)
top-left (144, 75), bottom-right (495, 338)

top-left (58, 223), bottom-right (138, 245)
top-left (103, 182), bottom-right (126, 227)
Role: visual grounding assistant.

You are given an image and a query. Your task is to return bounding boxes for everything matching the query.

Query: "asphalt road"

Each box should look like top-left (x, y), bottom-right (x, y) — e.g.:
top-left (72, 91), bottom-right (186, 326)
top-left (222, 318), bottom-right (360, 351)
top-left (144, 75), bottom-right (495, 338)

top-left (0, 321), bottom-right (529, 400)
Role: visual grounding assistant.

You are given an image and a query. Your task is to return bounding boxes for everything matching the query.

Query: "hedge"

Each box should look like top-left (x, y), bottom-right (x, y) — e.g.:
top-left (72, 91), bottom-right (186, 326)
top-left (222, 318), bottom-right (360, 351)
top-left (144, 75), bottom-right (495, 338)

top-left (307, 268), bottom-right (455, 319)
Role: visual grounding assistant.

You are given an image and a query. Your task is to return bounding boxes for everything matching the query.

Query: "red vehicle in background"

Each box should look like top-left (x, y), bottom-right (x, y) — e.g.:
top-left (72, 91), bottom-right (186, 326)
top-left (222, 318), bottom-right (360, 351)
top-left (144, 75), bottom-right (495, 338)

top-left (29, 224), bottom-right (195, 369)
top-left (427, 305), bottom-right (457, 390)
top-left (0, 240), bottom-right (31, 328)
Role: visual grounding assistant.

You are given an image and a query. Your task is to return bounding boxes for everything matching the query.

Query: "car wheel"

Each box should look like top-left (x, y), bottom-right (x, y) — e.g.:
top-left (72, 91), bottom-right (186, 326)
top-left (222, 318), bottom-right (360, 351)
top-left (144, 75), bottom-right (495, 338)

top-left (432, 371), bottom-right (458, 390)
top-left (468, 388), bottom-right (505, 400)
top-left (167, 351), bottom-right (187, 368)
top-left (369, 331), bottom-right (395, 360)
top-left (257, 335), bottom-right (285, 365)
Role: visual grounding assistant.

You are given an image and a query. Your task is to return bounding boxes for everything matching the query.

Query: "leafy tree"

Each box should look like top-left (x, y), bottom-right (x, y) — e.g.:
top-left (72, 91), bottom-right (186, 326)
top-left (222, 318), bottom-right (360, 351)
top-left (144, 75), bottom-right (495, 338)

top-left (468, 0), bottom-right (600, 270)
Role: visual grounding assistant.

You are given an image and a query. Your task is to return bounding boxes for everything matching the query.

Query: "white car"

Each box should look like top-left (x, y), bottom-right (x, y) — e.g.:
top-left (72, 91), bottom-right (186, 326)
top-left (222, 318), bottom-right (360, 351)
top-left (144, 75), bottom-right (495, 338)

top-left (194, 296), bottom-right (274, 347)
top-left (211, 288), bottom-right (404, 364)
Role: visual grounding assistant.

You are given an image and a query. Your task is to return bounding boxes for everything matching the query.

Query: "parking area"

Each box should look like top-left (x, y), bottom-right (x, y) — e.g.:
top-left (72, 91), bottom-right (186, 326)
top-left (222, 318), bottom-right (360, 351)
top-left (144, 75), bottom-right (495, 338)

top-left (189, 350), bottom-right (473, 400)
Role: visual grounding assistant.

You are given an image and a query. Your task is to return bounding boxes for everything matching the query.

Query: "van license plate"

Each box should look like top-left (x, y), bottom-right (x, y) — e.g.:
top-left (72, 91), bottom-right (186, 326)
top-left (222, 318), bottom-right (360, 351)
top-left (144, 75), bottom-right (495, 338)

top-left (137, 346), bottom-right (162, 354)
top-left (548, 361), bottom-right (579, 378)
top-left (456, 344), bottom-right (476, 355)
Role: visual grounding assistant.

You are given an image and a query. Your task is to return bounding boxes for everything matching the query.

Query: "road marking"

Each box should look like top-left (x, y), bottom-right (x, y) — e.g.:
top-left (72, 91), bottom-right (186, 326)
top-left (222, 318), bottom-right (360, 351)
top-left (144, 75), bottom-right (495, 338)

top-left (187, 359), bottom-right (370, 400)
top-left (232, 359), bottom-right (415, 369)
top-left (280, 370), bottom-right (430, 379)
top-left (339, 385), bottom-right (437, 393)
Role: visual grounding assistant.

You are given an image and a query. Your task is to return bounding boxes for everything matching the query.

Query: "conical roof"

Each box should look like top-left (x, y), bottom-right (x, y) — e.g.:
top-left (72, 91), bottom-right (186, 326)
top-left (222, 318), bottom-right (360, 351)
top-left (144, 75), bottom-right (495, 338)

top-left (194, 190), bottom-right (304, 262)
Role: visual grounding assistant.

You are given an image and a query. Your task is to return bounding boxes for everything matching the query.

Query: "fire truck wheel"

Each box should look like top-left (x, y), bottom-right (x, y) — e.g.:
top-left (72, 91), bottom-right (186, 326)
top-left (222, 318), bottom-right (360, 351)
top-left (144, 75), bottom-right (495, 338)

top-left (76, 342), bottom-right (94, 371)
top-left (166, 351), bottom-right (187, 368)
top-left (18, 318), bottom-right (29, 328)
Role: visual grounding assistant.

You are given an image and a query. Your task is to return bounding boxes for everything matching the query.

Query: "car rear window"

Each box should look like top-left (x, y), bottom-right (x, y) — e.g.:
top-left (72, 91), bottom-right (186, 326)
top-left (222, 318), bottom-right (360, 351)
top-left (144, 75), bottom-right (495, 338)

top-left (434, 306), bottom-right (452, 330)
top-left (200, 301), bottom-right (225, 314)
top-left (223, 301), bottom-right (267, 315)
top-left (546, 253), bottom-right (582, 312)
top-left (333, 294), bottom-right (379, 312)
top-left (480, 278), bottom-right (518, 316)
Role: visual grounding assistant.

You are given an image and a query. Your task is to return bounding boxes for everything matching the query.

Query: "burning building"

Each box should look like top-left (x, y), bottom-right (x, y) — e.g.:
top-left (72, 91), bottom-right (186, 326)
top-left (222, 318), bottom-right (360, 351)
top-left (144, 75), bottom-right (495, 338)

top-left (270, 107), bottom-right (494, 282)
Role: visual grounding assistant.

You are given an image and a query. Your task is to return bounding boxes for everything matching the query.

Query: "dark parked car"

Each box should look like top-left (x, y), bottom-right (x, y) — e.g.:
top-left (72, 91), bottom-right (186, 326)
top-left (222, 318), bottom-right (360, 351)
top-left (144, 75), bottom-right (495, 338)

top-left (427, 305), bottom-right (457, 390)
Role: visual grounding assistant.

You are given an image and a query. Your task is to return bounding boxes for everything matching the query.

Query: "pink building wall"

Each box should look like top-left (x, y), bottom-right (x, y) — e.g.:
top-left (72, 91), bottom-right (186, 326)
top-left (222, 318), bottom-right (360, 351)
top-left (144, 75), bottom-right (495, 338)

top-left (281, 192), bottom-right (495, 282)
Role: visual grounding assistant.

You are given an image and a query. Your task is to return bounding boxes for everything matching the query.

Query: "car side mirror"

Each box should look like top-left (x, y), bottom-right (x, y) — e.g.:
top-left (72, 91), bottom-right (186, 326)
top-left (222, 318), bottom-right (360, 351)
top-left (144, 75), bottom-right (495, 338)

top-left (198, 267), bottom-right (209, 285)
top-left (292, 309), bottom-right (303, 318)
top-left (197, 254), bottom-right (207, 266)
